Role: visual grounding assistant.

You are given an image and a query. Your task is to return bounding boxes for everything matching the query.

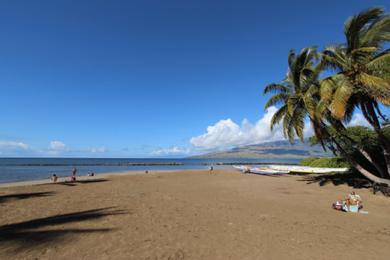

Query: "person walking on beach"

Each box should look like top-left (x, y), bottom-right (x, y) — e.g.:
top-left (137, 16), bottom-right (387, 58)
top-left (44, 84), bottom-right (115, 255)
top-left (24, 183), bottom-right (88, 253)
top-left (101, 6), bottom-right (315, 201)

top-left (51, 174), bottom-right (58, 182)
top-left (71, 167), bottom-right (77, 181)
top-left (209, 166), bottom-right (214, 174)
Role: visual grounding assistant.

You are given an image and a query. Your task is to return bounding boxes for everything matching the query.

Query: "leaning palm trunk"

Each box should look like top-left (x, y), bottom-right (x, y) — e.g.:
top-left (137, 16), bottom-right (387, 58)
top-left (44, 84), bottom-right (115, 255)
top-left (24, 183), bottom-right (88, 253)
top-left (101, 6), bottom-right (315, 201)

top-left (363, 103), bottom-right (390, 176)
top-left (358, 149), bottom-right (388, 178)
top-left (332, 137), bottom-right (390, 186)
top-left (349, 160), bottom-right (390, 186)
top-left (325, 116), bottom-right (390, 178)
top-left (376, 131), bottom-right (390, 176)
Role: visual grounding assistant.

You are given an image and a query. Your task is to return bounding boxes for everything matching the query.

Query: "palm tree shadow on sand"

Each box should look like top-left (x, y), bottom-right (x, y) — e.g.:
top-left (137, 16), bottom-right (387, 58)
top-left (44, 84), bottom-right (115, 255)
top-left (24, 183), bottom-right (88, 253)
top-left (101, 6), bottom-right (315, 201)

top-left (0, 207), bottom-right (127, 253)
top-left (0, 191), bottom-right (55, 204)
top-left (299, 171), bottom-right (372, 188)
top-left (54, 179), bottom-right (109, 187)
top-left (298, 171), bottom-right (390, 196)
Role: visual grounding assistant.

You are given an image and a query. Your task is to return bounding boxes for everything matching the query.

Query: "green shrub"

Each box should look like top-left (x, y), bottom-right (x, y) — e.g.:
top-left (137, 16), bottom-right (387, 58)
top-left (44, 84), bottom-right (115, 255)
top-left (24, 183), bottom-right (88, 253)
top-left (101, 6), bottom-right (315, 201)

top-left (299, 157), bottom-right (319, 166)
top-left (300, 157), bottom-right (349, 168)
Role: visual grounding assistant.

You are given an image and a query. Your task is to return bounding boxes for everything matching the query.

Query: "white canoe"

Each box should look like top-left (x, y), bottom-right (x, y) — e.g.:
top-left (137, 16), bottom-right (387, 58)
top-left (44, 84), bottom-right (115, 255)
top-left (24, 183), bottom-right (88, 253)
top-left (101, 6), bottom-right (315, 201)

top-left (267, 165), bottom-right (348, 173)
top-left (233, 165), bottom-right (348, 174)
top-left (250, 167), bottom-right (289, 175)
top-left (233, 165), bottom-right (289, 175)
top-left (233, 165), bottom-right (251, 173)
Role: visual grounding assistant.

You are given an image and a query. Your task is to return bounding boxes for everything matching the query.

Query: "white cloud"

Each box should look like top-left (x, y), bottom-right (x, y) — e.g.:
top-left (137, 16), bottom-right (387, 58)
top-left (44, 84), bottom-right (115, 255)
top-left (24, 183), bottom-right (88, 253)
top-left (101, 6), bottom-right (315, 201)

top-left (190, 108), bottom-right (373, 151)
top-left (49, 140), bottom-right (67, 151)
top-left (0, 139), bottom-right (111, 157)
top-left (190, 106), bottom-right (313, 150)
top-left (0, 141), bottom-right (29, 150)
top-left (151, 146), bottom-right (190, 156)
top-left (349, 113), bottom-right (371, 127)
top-left (89, 147), bottom-right (108, 153)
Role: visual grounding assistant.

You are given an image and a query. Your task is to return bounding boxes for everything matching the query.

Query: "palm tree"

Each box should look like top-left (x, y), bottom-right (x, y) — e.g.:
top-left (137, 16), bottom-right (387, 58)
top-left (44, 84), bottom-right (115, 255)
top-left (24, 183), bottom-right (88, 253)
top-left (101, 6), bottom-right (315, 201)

top-left (319, 7), bottom-right (390, 173)
top-left (264, 47), bottom-right (321, 143)
top-left (264, 47), bottom-right (390, 185)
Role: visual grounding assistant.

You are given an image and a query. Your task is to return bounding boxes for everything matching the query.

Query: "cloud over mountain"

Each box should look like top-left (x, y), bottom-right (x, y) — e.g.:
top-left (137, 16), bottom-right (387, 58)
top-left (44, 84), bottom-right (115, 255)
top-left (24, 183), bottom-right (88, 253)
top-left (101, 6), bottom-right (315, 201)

top-left (190, 106), bottom-right (313, 150)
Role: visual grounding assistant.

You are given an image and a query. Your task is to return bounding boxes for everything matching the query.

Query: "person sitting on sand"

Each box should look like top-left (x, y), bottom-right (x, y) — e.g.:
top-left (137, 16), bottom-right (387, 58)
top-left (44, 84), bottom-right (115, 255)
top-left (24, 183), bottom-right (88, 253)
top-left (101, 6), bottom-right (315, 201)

top-left (332, 191), bottom-right (363, 212)
top-left (346, 191), bottom-right (363, 209)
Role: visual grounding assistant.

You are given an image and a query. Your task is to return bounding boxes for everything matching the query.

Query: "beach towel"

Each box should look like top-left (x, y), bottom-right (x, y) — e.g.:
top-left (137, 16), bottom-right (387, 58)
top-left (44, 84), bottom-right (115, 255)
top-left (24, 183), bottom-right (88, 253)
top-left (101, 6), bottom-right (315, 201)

top-left (348, 205), bottom-right (359, 213)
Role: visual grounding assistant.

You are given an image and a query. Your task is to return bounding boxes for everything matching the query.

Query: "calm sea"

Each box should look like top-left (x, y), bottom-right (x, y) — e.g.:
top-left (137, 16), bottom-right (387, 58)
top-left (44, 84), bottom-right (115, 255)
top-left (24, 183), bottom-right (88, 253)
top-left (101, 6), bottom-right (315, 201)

top-left (0, 157), bottom-right (300, 183)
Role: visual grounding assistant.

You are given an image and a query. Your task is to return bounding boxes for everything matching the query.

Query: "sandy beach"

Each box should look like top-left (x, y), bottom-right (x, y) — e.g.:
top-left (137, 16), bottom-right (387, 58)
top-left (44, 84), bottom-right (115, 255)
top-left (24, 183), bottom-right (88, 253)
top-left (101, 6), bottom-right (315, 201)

top-left (1, 170), bottom-right (390, 260)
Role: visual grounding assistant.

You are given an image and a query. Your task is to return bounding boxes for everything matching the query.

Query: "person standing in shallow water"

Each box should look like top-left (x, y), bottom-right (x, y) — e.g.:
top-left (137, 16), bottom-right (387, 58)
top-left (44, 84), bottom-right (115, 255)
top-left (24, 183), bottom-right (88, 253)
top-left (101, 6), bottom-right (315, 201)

top-left (71, 167), bottom-right (77, 181)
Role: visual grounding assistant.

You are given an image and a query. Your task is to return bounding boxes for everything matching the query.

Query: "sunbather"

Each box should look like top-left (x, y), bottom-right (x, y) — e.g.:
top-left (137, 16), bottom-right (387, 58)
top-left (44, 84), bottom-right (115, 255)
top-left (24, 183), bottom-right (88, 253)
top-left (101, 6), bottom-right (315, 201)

top-left (332, 191), bottom-right (363, 212)
top-left (346, 191), bottom-right (362, 206)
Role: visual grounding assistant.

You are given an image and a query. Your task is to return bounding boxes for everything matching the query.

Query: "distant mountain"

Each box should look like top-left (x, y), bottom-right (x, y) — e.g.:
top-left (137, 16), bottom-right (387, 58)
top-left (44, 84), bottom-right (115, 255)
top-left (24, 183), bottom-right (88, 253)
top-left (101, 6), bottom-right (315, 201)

top-left (190, 139), bottom-right (331, 159)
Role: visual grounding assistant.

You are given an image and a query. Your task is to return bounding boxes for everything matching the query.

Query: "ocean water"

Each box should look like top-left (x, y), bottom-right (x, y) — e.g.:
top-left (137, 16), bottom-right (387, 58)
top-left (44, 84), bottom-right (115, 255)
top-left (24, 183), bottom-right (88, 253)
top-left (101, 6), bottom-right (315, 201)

top-left (0, 157), bottom-right (300, 183)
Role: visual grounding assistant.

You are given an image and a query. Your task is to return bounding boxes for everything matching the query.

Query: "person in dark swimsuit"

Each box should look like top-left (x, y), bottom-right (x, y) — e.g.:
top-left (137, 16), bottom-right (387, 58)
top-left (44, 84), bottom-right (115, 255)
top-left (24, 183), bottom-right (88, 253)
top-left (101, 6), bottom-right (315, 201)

top-left (71, 167), bottom-right (77, 181)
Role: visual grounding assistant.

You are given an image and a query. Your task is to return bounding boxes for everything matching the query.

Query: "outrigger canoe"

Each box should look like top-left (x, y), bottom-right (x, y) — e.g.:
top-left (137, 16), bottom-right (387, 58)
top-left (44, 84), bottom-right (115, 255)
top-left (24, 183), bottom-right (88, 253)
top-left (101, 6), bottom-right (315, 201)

top-left (233, 165), bottom-right (289, 175)
top-left (233, 165), bottom-right (348, 175)
top-left (250, 167), bottom-right (289, 175)
top-left (267, 165), bottom-right (348, 174)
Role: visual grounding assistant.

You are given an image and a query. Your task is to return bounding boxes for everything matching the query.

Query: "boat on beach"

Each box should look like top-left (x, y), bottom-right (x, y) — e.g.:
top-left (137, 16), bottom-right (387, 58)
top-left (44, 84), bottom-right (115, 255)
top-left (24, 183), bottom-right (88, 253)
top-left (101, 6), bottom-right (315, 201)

top-left (233, 165), bottom-right (289, 175)
top-left (250, 167), bottom-right (289, 175)
top-left (267, 165), bottom-right (348, 174)
top-left (233, 165), bottom-right (348, 175)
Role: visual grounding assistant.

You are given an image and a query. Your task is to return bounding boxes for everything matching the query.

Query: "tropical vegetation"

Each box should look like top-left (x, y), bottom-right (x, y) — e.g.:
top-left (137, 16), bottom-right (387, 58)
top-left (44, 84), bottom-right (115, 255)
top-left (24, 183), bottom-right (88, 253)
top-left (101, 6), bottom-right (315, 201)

top-left (264, 7), bottom-right (390, 185)
top-left (300, 157), bottom-right (350, 168)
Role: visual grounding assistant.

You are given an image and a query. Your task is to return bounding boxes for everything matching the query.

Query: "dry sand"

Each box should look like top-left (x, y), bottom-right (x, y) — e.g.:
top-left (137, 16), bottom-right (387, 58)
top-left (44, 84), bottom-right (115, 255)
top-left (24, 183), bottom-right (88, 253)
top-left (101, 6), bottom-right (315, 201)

top-left (0, 170), bottom-right (389, 260)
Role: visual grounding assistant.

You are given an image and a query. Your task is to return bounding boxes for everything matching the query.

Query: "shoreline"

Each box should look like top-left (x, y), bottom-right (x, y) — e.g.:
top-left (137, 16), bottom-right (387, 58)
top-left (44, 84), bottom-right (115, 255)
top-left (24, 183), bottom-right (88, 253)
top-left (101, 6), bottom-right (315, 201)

top-left (0, 171), bottom-right (156, 188)
top-left (0, 169), bottom-right (192, 188)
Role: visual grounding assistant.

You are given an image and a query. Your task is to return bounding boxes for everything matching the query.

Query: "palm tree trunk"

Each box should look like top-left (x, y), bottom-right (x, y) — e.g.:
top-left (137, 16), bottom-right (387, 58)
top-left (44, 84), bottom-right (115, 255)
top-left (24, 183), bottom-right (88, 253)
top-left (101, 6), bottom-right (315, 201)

top-left (332, 137), bottom-right (390, 186)
top-left (327, 117), bottom-right (389, 178)
top-left (364, 103), bottom-right (390, 176)
top-left (349, 161), bottom-right (390, 186)
top-left (358, 149), bottom-right (387, 178)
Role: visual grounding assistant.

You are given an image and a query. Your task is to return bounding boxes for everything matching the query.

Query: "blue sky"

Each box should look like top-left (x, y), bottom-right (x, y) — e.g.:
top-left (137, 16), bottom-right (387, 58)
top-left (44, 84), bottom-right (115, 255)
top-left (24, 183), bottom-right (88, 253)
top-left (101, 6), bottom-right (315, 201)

top-left (0, 0), bottom-right (389, 157)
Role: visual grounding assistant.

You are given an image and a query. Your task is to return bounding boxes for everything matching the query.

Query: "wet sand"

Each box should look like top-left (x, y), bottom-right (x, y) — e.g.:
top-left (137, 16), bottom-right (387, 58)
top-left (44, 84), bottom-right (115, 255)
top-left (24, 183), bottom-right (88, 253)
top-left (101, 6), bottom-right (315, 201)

top-left (1, 170), bottom-right (389, 260)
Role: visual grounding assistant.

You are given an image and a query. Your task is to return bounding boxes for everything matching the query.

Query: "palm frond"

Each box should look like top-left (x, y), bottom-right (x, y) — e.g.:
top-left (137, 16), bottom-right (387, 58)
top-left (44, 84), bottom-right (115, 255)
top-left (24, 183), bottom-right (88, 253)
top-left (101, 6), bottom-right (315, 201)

top-left (357, 72), bottom-right (390, 101)
top-left (330, 79), bottom-right (354, 119)
top-left (270, 105), bottom-right (288, 131)
top-left (366, 50), bottom-right (390, 72)
top-left (377, 97), bottom-right (390, 106)
top-left (287, 95), bottom-right (299, 116)
top-left (319, 76), bottom-right (338, 101)
top-left (263, 83), bottom-right (290, 94)
top-left (361, 15), bottom-right (390, 47)
top-left (264, 93), bottom-right (288, 109)
top-left (342, 101), bottom-right (356, 124)
top-left (303, 87), bottom-right (318, 118)
top-left (344, 7), bottom-right (383, 51)
top-left (284, 113), bottom-right (297, 144)
top-left (315, 99), bottom-right (329, 121)
top-left (292, 108), bottom-right (306, 142)
top-left (321, 45), bottom-right (347, 71)
top-left (351, 46), bottom-right (378, 54)
top-left (288, 50), bottom-right (296, 68)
